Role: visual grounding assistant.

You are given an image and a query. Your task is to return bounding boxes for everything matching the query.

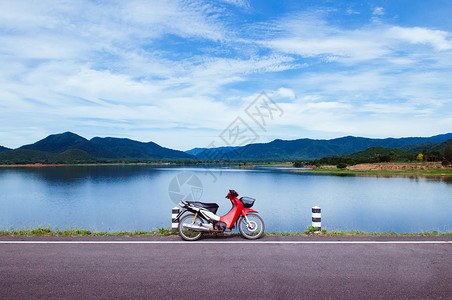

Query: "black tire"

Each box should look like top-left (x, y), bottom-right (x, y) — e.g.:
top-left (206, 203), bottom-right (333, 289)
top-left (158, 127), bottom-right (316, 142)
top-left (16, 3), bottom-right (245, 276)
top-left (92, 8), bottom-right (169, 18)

top-left (239, 214), bottom-right (264, 239)
top-left (178, 214), bottom-right (203, 241)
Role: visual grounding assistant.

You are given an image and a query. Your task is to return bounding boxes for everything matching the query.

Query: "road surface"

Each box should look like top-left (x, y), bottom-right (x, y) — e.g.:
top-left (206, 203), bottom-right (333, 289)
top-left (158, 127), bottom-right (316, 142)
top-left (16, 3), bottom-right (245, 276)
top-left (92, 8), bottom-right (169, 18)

top-left (1, 236), bottom-right (451, 299)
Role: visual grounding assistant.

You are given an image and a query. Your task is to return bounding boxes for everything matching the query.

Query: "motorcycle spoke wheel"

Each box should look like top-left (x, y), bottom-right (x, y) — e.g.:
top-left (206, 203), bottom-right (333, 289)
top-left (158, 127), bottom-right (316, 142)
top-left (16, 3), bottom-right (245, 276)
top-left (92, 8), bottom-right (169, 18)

top-left (239, 214), bottom-right (264, 239)
top-left (178, 214), bottom-right (203, 241)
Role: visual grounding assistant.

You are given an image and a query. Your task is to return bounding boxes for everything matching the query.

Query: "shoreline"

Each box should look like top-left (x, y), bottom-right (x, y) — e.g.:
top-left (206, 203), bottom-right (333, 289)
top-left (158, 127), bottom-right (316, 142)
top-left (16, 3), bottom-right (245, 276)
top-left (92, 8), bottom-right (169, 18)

top-left (244, 162), bottom-right (452, 177)
top-left (1, 162), bottom-right (451, 178)
top-left (0, 162), bottom-right (173, 168)
top-left (292, 167), bottom-right (452, 178)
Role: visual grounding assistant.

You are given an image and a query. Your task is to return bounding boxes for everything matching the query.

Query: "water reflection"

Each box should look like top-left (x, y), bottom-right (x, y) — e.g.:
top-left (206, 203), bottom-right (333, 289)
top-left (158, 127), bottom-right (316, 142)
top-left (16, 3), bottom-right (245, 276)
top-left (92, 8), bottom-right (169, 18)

top-left (2, 165), bottom-right (162, 183)
top-left (441, 176), bottom-right (452, 184)
top-left (0, 166), bottom-right (451, 233)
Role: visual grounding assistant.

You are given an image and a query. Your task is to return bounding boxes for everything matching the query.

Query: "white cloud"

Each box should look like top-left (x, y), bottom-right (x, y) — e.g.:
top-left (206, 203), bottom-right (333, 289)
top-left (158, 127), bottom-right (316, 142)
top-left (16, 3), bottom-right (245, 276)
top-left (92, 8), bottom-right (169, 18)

top-left (346, 8), bottom-right (360, 15)
top-left (262, 12), bottom-right (452, 64)
top-left (219, 0), bottom-right (250, 9)
top-left (373, 7), bottom-right (384, 16)
top-left (0, 1), bottom-right (62, 30)
top-left (274, 88), bottom-right (296, 100)
top-left (0, 1), bottom-right (452, 149)
top-left (359, 103), bottom-right (434, 115)
top-left (266, 35), bottom-right (388, 61)
top-left (120, 0), bottom-right (227, 41)
top-left (260, 12), bottom-right (392, 62)
top-left (387, 26), bottom-right (452, 50)
top-left (371, 7), bottom-right (385, 23)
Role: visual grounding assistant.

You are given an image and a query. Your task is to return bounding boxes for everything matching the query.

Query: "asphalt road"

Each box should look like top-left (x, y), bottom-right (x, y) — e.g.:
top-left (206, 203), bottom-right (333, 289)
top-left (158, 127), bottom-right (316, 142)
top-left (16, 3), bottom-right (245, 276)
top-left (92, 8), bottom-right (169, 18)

top-left (0, 236), bottom-right (451, 299)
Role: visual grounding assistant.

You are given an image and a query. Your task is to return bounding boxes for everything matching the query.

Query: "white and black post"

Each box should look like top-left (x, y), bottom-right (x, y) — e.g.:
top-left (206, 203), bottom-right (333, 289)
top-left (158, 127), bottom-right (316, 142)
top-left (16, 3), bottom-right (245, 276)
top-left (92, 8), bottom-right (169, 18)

top-left (172, 207), bottom-right (180, 232)
top-left (312, 206), bottom-right (321, 232)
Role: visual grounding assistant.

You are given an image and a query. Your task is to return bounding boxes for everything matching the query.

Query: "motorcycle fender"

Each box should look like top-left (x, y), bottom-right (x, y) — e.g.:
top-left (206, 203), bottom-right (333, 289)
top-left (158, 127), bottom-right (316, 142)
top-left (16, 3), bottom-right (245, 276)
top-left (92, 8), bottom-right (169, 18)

top-left (175, 207), bottom-right (209, 221)
top-left (241, 207), bottom-right (258, 216)
top-left (174, 208), bottom-right (190, 221)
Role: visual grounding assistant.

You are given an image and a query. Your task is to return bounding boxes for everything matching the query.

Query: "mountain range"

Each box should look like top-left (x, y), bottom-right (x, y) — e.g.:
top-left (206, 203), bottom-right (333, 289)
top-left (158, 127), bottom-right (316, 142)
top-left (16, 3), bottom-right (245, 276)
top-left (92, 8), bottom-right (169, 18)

top-left (0, 145), bottom-right (10, 153)
top-left (190, 133), bottom-right (452, 160)
top-left (0, 132), bottom-right (452, 164)
top-left (0, 132), bottom-right (193, 164)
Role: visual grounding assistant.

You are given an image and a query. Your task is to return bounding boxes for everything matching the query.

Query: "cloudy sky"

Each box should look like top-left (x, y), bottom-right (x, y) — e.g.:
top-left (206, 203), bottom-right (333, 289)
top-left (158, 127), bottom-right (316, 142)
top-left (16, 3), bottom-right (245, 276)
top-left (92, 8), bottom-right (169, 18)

top-left (1, 0), bottom-right (451, 150)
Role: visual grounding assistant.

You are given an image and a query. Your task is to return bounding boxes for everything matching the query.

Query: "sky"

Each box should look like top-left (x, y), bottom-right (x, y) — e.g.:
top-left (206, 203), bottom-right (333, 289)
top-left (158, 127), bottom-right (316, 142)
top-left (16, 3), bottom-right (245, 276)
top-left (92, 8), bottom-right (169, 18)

top-left (1, 0), bottom-right (451, 150)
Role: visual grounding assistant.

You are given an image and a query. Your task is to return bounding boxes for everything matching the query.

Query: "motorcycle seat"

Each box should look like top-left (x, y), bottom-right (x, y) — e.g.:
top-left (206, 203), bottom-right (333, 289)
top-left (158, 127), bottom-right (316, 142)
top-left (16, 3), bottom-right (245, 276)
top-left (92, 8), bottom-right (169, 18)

top-left (187, 201), bottom-right (219, 214)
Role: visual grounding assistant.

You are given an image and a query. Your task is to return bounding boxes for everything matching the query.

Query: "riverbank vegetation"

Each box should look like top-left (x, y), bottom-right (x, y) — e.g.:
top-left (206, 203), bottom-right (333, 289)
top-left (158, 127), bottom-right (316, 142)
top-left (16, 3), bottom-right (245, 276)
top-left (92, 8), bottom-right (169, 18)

top-left (294, 163), bottom-right (452, 178)
top-left (289, 144), bottom-right (452, 177)
top-left (304, 145), bottom-right (452, 167)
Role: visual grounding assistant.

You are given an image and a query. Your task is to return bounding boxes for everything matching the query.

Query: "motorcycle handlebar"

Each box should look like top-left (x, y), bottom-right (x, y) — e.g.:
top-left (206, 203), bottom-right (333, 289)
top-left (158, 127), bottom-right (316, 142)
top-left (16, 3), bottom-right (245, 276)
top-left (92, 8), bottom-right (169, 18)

top-left (226, 190), bottom-right (238, 199)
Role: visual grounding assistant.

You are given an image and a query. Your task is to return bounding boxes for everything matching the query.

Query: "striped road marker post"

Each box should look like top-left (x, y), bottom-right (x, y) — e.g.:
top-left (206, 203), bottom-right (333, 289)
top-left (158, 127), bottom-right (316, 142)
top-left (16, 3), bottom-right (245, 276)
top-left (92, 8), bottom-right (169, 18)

top-left (172, 207), bottom-right (180, 232)
top-left (312, 206), bottom-right (321, 232)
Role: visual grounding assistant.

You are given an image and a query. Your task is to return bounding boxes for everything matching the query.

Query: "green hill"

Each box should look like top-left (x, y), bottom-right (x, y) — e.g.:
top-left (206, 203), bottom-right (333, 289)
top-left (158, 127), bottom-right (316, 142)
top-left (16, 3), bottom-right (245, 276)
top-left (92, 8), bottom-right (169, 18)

top-left (344, 147), bottom-right (414, 161)
top-left (55, 149), bottom-right (97, 164)
top-left (20, 132), bottom-right (115, 158)
top-left (307, 141), bottom-right (452, 166)
top-left (2, 132), bottom-right (194, 164)
top-left (402, 138), bottom-right (452, 153)
top-left (3, 132), bottom-right (452, 164)
top-left (0, 149), bottom-right (55, 164)
top-left (0, 148), bottom-right (97, 164)
top-left (20, 131), bottom-right (88, 153)
top-left (0, 145), bottom-right (10, 153)
top-left (308, 147), bottom-right (416, 166)
top-left (90, 137), bottom-right (193, 160)
top-left (192, 134), bottom-right (452, 160)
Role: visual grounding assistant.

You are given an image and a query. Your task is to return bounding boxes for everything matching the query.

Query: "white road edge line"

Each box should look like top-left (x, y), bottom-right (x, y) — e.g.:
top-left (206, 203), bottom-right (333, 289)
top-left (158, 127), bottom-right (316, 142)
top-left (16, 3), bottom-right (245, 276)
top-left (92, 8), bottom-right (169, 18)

top-left (0, 241), bottom-right (450, 244)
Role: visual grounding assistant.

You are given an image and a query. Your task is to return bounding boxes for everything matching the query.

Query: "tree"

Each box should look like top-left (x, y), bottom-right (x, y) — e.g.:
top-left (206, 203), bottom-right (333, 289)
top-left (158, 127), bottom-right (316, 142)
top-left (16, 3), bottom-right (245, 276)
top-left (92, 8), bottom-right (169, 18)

top-left (417, 153), bottom-right (424, 161)
top-left (445, 145), bottom-right (452, 161)
top-left (293, 160), bottom-right (303, 168)
top-left (422, 150), bottom-right (441, 162)
top-left (336, 162), bottom-right (347, 169)
top-left (378, 155), bottom-right (391, 163)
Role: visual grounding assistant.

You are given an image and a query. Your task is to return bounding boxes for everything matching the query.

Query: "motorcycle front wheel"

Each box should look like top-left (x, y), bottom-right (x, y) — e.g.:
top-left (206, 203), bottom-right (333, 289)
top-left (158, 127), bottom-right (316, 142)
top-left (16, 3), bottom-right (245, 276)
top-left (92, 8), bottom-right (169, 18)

top-left (178, 214), bottom-right (204, 241)
top-left (239, 213), bottom-right (264, 239)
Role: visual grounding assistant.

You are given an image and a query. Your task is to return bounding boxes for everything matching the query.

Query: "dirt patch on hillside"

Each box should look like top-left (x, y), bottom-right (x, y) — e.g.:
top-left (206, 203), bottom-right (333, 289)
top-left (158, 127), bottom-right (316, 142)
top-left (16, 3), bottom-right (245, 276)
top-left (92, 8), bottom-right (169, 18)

top-left (348, 162), bottom-right (446, 171)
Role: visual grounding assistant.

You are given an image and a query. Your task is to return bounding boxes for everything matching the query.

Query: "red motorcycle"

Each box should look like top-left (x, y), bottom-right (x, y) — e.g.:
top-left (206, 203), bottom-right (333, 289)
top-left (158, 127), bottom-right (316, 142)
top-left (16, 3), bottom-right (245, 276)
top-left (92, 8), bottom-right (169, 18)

top-left (175, 189), bottom-right (264, 241)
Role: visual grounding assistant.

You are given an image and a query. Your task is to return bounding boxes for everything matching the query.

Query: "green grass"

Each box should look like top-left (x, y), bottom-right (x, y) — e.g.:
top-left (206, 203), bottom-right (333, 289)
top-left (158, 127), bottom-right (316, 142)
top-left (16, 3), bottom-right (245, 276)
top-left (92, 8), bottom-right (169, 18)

top-left (1, 226), bottom-right (450, 237)
top-left (234, 162), bottom-right (452, 177)
top-left (0, 226), bottom-right (177, 236)
top-left (268, 231), bottom-right (452, 237)
top-left (294, 167), bottom-right (452, 177)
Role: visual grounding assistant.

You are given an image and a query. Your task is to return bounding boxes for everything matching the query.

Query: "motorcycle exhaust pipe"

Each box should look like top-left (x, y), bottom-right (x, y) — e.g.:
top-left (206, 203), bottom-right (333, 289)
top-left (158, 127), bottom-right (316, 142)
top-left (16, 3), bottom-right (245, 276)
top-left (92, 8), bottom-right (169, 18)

top-left (181, 223), bottom-right (213, 232)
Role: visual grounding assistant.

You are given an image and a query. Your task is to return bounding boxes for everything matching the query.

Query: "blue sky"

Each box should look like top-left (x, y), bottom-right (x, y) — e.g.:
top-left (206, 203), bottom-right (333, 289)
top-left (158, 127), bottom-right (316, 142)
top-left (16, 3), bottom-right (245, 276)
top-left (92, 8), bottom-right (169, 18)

top-left (1, 0), bottom-right (451, 150)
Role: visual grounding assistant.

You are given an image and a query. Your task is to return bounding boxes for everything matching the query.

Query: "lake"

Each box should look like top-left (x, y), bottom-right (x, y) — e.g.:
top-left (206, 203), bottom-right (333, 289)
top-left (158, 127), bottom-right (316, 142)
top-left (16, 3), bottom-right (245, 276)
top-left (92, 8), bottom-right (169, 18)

top-left (0, 165), bottom-right (451, 233)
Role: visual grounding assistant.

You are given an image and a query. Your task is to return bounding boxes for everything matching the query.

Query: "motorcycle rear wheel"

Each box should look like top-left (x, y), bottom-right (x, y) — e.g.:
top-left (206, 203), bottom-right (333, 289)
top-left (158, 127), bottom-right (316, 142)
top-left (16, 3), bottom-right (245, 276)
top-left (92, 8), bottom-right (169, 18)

top-left (239, 213), bottom-right (264, 239)
top-left (178, 214), bottom-right (204, 241)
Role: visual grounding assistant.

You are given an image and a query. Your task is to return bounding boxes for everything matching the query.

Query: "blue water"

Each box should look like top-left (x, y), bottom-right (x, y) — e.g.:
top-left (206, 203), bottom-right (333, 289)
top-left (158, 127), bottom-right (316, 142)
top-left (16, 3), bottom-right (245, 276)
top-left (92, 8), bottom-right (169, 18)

top-left (0, 165), bottom-right (451, 233)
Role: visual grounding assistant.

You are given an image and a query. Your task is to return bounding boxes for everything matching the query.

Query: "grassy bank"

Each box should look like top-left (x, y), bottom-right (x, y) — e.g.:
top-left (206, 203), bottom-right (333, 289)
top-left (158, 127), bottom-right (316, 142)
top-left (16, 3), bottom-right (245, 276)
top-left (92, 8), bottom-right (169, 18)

top-left (0, 227), bottom-right (177, 236)
top-left (294, 167), bottom-right (452, 177)
top-left (235, 162), bottom-right (452, 177)
top-left (270, 231), bottom-right (452, 237)
top-left (1, 227), bottom-right (450, 237)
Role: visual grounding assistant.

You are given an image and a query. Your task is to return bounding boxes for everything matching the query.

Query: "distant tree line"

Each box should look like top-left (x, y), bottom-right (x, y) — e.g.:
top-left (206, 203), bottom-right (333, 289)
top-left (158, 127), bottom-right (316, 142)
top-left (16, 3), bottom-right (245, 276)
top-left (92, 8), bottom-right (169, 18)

top-left (294, 145), bottom-right (452, 168)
